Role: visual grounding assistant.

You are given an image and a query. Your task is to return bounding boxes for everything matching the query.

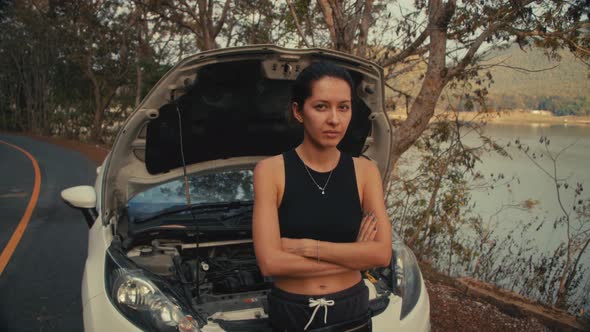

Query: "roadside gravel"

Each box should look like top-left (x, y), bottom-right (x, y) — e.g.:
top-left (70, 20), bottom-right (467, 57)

top-left (427, 279), bottom-right (550, 332)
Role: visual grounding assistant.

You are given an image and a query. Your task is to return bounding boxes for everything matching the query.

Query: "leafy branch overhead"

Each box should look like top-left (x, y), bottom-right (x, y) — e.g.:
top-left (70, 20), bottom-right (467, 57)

top-left (1, 0), bottom-right (587, 144)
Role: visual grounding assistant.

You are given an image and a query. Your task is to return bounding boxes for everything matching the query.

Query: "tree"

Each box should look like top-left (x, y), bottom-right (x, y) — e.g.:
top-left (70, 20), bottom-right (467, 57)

top-left (0, 0), bottom-right (12, 21)
top-left (314, 0), bottom-right (375, 56)
top-left (397, 1), bottom-right (587, 311)
top-left (282, 0), bottom-right (387, 57)
top-left (0, 0), bottom-right (59, 134)
top-left (313, 0), bottom-right (588, 311)
top-left (128, 3), bottom-right (175, 107)
top-left (223, 0), bottom-right (291, 46)
top-left (51, 0), bottom-right (139, 142)
top-left (139, 0), bottom-right (231, 51)
top-left (514, 136), bottom-right (590, 309)
top-left (309, 0), bottom-right (589, 169)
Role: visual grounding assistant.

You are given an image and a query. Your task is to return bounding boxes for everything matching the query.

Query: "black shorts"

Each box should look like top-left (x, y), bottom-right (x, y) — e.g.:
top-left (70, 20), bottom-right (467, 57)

top-left (267, 280), bottom-right (370, 331)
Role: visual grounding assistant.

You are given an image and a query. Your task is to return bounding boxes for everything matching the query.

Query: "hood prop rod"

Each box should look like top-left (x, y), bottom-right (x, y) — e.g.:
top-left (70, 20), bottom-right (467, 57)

top-left (176, 102), bottom-right (205, 314)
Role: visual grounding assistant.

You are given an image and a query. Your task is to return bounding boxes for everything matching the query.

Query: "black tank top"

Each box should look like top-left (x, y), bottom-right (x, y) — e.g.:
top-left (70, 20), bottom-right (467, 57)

top-left (278, 149), bottom-right (363, 243)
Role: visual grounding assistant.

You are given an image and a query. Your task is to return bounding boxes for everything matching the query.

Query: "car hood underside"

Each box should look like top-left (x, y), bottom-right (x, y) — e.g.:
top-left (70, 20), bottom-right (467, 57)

top-left (101, 46), bottom-right (391, 224)
top-left (146, 59), bottom-right (371, 174)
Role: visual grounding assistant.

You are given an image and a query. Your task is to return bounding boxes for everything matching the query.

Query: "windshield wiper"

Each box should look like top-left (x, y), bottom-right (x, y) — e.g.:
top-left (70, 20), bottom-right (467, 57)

top-left (132, 200), bottom-right (253, 224)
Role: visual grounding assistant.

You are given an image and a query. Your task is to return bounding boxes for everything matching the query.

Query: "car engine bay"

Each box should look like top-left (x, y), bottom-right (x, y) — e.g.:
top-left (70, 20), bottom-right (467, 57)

top-left (113, 234), bottom-right (393, 329)
top-left (124, 238), bottom-right (272, 321)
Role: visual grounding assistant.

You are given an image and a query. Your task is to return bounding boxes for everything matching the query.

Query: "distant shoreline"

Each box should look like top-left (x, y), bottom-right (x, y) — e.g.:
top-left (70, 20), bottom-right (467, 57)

top-left (388, 110), bottom-right (590, 126)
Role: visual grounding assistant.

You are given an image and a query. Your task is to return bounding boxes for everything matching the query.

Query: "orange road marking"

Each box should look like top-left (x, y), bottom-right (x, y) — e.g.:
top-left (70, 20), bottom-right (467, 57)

top-left (0, 139), bottom-right (41, 276)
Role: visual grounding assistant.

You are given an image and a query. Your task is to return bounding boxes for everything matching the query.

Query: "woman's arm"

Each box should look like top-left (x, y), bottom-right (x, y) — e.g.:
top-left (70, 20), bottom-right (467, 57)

top-left (252, 158), bottom-right (353, 278)
top-left (282, 160), bottom-right (392, 270)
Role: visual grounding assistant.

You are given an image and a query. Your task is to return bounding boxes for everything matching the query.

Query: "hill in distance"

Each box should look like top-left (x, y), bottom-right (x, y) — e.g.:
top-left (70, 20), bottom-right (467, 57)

top-left (385, 43), bottom-right (589, 116)
top-left (485, 44), bottom-right (589, 98)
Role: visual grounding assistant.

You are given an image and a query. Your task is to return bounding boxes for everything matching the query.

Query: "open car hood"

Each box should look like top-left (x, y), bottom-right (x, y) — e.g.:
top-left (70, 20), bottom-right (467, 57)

top-left (100, 45), bottom-right (393, 225)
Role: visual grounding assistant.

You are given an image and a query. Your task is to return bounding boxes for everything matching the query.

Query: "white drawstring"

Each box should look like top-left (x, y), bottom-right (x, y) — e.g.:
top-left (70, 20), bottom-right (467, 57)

top-left (303, 297), bottom-right (335, 331)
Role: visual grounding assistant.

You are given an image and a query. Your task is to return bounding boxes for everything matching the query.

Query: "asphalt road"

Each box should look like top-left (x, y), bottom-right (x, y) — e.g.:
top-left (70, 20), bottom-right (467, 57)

top-left (0, 134), bottom-right (97, 331)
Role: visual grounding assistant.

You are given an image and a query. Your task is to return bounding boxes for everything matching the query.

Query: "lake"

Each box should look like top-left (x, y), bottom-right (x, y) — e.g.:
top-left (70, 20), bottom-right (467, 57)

top-left (395, 122), bottom-right (590, 310)
top-left (466, 124), bottom-right (589, 253)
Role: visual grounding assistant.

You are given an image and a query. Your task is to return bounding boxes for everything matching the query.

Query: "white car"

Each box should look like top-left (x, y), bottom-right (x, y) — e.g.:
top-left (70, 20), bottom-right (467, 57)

top-left (62, 45), bottom-right (430, 332)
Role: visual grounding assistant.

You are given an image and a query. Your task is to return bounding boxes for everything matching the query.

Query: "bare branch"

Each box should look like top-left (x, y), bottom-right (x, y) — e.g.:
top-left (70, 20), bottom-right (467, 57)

top-left (380, 27), bottom-right (429, 68)
top-left (317, 0), bottom-right (337, 45)
top-left (445, 21), bottom-right (507, 81)
top-left (356, 0), bottom-right (373, 57)
top-left (478, 56), bottom-right (561, 73)
top-left (385, 82), bottom-right (412, 100)
top-left (286, 0), bottom-right (311, 48)
top-left (508, 21), bottom-right (590, 39)
top-left (213, 0), bottom-right (231, 38)
top-left (386, 57), bottom-right (424, 79)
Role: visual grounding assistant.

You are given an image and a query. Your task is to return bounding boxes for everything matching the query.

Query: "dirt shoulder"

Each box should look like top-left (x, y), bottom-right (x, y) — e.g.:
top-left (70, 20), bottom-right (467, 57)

top-left (420, 263), bottom-right (589, 332)
top-left (11, 133), bottom-right (590, 331)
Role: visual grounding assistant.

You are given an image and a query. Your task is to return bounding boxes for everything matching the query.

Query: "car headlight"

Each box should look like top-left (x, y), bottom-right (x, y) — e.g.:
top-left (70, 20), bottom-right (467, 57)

top-left (105, 247), bottom-right (200, 332)
top-left (392, 236), bottom-right (422, 320)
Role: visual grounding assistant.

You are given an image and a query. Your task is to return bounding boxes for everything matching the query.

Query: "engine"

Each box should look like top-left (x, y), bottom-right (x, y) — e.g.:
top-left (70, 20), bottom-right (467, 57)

top-left (125, 238), bottom-right (271, 320)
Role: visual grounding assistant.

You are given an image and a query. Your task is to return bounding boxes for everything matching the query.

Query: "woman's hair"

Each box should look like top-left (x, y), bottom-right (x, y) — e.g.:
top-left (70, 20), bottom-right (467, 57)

top-left (289, 62), bottom-right (354, 119)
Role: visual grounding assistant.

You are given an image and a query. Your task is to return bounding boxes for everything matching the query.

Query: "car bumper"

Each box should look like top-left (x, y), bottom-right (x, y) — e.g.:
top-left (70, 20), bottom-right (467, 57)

top-left (81, 279), bottom-right (430, 332)
top-left (83, 290), bottom-right (141, 332)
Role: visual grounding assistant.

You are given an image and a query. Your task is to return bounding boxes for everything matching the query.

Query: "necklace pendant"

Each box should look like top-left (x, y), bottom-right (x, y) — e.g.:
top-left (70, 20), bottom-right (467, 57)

top-left (303, 161), bottom-right (334, 197)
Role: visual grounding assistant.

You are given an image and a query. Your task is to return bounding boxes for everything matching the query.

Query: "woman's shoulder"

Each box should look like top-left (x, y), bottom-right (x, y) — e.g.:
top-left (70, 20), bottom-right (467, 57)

top-left (255, 154), bottom-right (284, 169)
top-left (352, 155), bottom-right (379, 174)
top-left (352, 156), bottom-right (381, 191)
top-left (253, 154), bottom-right (285, 180)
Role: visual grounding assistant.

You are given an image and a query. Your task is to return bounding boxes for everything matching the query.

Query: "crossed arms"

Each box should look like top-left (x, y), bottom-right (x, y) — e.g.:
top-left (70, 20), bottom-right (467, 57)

top-left (252, 157), bottom-right (392, 278)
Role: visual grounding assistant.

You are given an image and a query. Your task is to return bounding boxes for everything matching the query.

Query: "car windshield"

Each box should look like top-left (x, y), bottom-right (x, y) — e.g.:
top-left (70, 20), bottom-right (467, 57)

top-left (127, 169), bottom-right (254, 222)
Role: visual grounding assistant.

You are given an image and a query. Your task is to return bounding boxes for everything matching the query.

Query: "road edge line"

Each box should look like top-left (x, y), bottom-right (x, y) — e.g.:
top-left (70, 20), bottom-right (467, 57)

top-left (0, 139), bottom-right (42, 276)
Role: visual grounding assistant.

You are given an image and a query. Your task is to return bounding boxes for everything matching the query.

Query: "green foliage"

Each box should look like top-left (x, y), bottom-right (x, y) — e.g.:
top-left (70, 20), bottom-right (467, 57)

top-left (226, 0), bottom-right (286, 46)
top-left (0, 1), bottom-right (61, 133)
top-left (0, 0), bottom-right (172, 141)
top-left (2, 0), bottom-right (589, 141)
top-left (52, 0), bottom-right (139, 91)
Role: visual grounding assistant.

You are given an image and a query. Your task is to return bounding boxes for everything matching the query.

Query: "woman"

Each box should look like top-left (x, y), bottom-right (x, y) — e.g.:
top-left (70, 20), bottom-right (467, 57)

top-left (252, 62), bottom-right (392, 331)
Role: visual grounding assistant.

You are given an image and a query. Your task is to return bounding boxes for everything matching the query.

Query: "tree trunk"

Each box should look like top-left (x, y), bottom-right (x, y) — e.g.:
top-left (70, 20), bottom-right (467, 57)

top-left (407, 161), bottom-right (446, 248)
top-left (389, 0), bottom-right (454, 168)
top-left (135, 57), bottom-right (143, 107)
top-left (286, 0), bottom-right (311, 48)
top-left (13, 84), bottom-right (21, 130)
top-left (91, 82), bottom-right (104, 142)
top-left (317, 0), bottom-right (337, 48)
top-left (0, 83), bottom-right (6, 129)
top-left (134, 4), bottom-right (149, 107)
top-left (356, 0), bottom-right (373, 58)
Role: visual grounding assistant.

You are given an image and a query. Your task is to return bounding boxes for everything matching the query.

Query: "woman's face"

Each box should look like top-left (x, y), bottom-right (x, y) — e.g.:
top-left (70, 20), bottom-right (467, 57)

top-left (292, 76), bottom-right (352, 149)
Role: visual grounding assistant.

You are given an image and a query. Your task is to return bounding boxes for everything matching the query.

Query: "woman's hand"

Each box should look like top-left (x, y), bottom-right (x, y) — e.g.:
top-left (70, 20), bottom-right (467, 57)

top-left (356, 211), bottom-right (378, 242)
top-left (281, 238), bottom-right (314, 257)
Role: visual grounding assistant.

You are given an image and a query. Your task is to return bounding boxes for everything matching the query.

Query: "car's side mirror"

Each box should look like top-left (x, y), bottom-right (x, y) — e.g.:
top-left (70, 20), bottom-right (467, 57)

top-left (61, 186), bottom-right (97, 228)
